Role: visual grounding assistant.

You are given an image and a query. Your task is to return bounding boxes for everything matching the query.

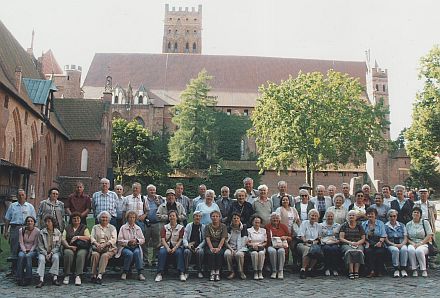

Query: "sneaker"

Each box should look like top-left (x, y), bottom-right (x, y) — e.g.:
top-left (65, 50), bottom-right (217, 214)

top-left (180, 273), bottom-right (187, 282)
top-left (258, 271), bottom-right (264, 280)
top-left (254, 272), bottom-right (259, 280)
top-left (333, 270), bottom-right (339, 276)
top-left (239, 272), bottom-right (247, 280)
top-left (155, 274), bottom-right (162, 282)
top-left (63, 276), bottom-right (70, 285)
top-left (215, 274), bottom-right (220, 281)
top-left (300, 270), bottom-right (306, 279)
top-left (325, 269), bottom-right (331, 276)
top-left (393, 270), bottom-right (400, 278)
top-left (138, 274), bottom-right (146, 281)
top-left (270, 272), bottom-right (277, 279)
top-left (75, 276), bottom-right (81, 286)
top-left (210, 274), bottom-right (215, 281)
top-left (121, 273), bottom-right (127, 280)
top-left (421, 270), bottom-right (428, 277)
top-left (184, 273), bottom-right (189, 280)
top-left (412, 270), bottom-right (418, 277)
top-left (198, 272), bottom-right (204, 279)
top-left (278, 271), bottom-right (284, 280)
top-left (401, 269), bottom-right (408, 277)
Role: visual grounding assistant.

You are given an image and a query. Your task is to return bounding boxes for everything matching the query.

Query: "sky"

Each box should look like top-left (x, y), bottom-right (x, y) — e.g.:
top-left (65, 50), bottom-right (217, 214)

top-left (1, 0), bottom-right (439, 139)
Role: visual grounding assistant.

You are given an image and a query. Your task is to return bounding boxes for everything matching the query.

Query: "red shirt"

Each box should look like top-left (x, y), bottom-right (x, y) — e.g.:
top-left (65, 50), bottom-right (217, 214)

top-left (265, 223), bottom-right (290, 246)
top-left (66, 192), bottom-right (91, 215)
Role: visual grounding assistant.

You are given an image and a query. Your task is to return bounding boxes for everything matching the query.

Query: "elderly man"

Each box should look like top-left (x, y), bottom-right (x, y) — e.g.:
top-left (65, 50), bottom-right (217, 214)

top-left (4, 189), bottom-right (36, 275)
top-left (253, 185), bottom-right (273, 226)
top-left (114, 184), bottom-right (126, 232)
top-left (390, 185), bottom-right (414, 224)
top-left (123, 183), bottom-right (149, 230)
top-left (294, 183), bottom-right (312, 203)
top-left (157, 189), bottom-right (187, 224)
top-left (243, 177), bottom-right (259, 205)
top-left (176, 183), bottom-right (191, 225)
top-left (361, 184), bottom-right (374, 206)
top-left (144, 184), bottom-right (164, 266)
top-left (327, 185), bottom-right (337, 201)
top-left (382, 184), bottom-right (397, 207)
top-left (92, 178), bottom-right (118, 226)
top-left (216, 186), bottom-right (233, 223)
top-left (271, 181), bottom-right (294, 210)
top-left (311, 185), bottom-right (332, 222)
top-left (192, 184), bottom-right (207, 212)
top-left (65, 182), bottom-right (91, 224)
top-left (341, 183), bottom-right (353, 210)
top-left (414, 188), bottom-right (437, 233)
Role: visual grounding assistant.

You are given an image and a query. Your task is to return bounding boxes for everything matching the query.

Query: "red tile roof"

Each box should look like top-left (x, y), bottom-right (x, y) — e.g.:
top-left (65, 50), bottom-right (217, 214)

top-left (38, 49), bottom-right (63, 75)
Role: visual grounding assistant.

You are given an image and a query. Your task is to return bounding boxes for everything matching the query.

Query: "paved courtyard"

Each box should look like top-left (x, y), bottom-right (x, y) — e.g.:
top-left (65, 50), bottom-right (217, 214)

top-left (1, 269), bottom-right (439, 298)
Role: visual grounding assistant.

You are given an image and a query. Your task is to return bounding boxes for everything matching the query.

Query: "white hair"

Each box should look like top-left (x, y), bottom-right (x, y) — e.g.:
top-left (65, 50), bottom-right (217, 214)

top-left (132, 182), bottom-right (142, 189)
top-left (316, 185), bottom-right (325, 191)
top-left (277, 181), bottom-right (287, 187)
top-left (98, 211), bottom-right (111, 221)
top-left (100, 178), bottom-right (110, 184)
top-left (146, 184), bottom-right (156, 191)
top-left (257, 184), bottom-right (268, 191)
top-left (394, 185), bottom-right (405, 192)
top-left (205, 189), bottom-right (215, 198)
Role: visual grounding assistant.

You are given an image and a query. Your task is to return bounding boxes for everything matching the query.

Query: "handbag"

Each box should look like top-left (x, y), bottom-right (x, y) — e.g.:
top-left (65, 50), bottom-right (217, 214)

top-left (307, 243), bottom-right (324, 258)
top-left (73, 239), bottom-right (90, 250)
top-left (422, 220), bottom-right (439, 256)
top-left (271, 231), bottom-right (288, 249)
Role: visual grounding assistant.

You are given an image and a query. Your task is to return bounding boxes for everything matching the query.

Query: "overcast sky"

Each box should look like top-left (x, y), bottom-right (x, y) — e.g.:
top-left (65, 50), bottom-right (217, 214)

top-left (1, 0), bottom-right (439, 139)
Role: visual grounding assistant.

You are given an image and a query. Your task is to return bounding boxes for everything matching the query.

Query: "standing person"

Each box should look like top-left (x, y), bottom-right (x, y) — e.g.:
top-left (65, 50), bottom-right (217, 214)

top-left (407, 190), bottom-right (416, 202)
top-left (36, 216), bottom-right (62, 288)
top-left (183, 210), bottom-right (205, 279)
top-left (414, 188), bottom-right (437, 233)
top-left (37, 187), bottom-right (65, 232)
top-left (65, 182), bottom-right (91, 225)
top-left (243, 177), bottom-right (259, 205)
top-left (362, 184), bottom-right (374, 206)
top-left (157, 189), bottom-right (187, 225)
top-left (196, 189), bottom-right (220, 225)
top-left (216, 186), bottom-right (233, 224)
top-left (327, 185), bottom-right (337, 202)
top-left (271, 181), bottom-right (294, 210)
top-left (311, 185), bottom-right (333, 222)
top-left (252, 184), bottom-right (273, 226)
top-left (224, 213), bottom-right (248, 280)
top-left (382, 185), bottom-right (397, 207)
top-left (341, 183), bottom-right (353, 210)
top-left (325, 193), bottom-right (347, 224)
top-left (16, 216), bottom-right (39, 286)
top-left (192, 184), bottom-right (207, 212)
top-left (175, 183), bottom-right (191, 226)
top-left (390, 185), bottom-right (414, 224)
top-left (123, 182), bottom-right (149, 233)
top-left (204, 210), bottom-right (228, 281)
top-left (295, 189), bottom-right (315, 221)
top-left (228, 188), bottom-right (254, 227)
top-left (114, 184), bottom-right (126, 232)
top-left (370, 193), bottom-right (390, 223)
top-left (3, 189), bottom-right (36, 275)
top-left (144, 184), bottom-right (164, 266)
top-left (92, 178), bottom-right (118, 226)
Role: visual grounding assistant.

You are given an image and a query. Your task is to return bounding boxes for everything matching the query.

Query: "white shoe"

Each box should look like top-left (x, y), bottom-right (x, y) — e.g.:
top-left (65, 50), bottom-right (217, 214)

top-left (138, 274), bottom-right (146, 281)
top-left (412, 270), bottom-right (418, 277)
top-left (198, 272), bottom-right (204, 278)
top-left (333, 270), bottom-right (339, 276)
top-left (278, 271), bottom-right (284, 280)
top-left (401, 269), bottom-right (408, 277)
top-left (155, 273), bottom-right (162, 282)
top-left (121, 273), bottom-right (127, 280)
top-left (184, 273), bottom-right (189, 280)
top-left (393, 270), bottom-right (400, 278)
top-left (254, 272), bottom-right (259, 280)
top-left (270, 272), bottom-right (277, 279)
top-left (258, 271), bottom-right (264, 280)
top-left (75, 276), bottom-right (81, 286)
top-left (63, 276), bottom-right (69, 285)
top-left (180, 273), bottom-right (186, 282)
top-left (325, 269), bottom-right (331, 276)
top-left (421, 270), bottom-right (428, 277)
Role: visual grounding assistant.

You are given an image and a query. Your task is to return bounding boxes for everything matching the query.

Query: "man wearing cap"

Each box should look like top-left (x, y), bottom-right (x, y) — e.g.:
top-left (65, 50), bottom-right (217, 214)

top-left (294, 189), bottom-right (315, 221)
top-left (4, 189), bottom-right (36, 275)
top-left (157, 189), bottom-right (187, 225)
top-left (243, 177), bottom-right (259, 205)
top-left (144, 184), bottom-right (164, 266)
top-left (414, 188), bottom-right (437, 233)
top-left (271, 181), bottom-right (294, 210)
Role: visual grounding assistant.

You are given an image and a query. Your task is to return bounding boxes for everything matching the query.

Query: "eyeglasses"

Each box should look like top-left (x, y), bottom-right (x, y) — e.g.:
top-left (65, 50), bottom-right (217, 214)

top-left (389, 215), bottom-right (397, 217)
top-left (356, 195), bottom-right (364, 198)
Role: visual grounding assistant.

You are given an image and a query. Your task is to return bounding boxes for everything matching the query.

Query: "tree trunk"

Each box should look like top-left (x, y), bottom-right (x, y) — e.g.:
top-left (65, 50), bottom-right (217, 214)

top-left (305, 159), bottom-right (311, 187)
top-left (310, 169), bottom-right (315, 196)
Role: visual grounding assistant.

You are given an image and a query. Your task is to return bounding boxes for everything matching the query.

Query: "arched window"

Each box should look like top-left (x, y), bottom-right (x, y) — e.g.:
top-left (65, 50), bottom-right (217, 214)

top-left (383, 85), bottom-right (386, 92)
top-left (193, 42), bottom-right (197, 52)
top-left (174, 42), bottom-right (178, 52)
top-left (114, 95), bottom-right (119, 104)
top-left (185, 42), bottom-right (189, 53)
top-left (375, 84), bottom-right (379, 91)
top-left (81, 148), bottom-right (88, 172)
top-left (135, 117), bottom-right (145, 127)
top-left (138, 95), bottom-right (143, 104)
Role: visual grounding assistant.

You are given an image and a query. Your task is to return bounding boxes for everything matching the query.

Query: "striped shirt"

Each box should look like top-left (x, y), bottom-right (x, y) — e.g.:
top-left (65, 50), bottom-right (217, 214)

top-left (92, 191), bottom-right (118, 218)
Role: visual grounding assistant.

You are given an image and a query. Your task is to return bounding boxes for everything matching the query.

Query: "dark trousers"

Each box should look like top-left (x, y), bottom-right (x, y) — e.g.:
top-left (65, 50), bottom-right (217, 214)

top-left (322, 244), bottom-right (341, 270)
top-left (365, 246), bottom-right (387, 273)
top-left (205, 247), bottom-right (226, 271)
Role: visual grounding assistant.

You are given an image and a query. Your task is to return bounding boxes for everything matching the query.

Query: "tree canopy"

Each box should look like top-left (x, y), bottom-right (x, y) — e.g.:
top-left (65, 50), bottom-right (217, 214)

top-left (250, 70), bottom-right (389, 187)
top-left (405, 45), bottom-right (440, 190)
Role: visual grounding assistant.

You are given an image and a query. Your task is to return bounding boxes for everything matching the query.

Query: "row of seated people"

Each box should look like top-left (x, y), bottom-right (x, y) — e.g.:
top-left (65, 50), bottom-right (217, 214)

top-left (14, 200), bottom-right (435, 287)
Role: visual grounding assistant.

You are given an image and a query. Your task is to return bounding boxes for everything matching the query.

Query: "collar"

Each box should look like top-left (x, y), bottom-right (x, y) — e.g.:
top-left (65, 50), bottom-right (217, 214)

top-left (385, 221), bottom-right (401, 228)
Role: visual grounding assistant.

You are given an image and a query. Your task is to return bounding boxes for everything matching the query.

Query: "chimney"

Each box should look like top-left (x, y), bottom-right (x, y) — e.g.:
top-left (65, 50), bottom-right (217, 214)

top-left (15, 66), bottom-right (22, 94)
top-left (102, 75), bottom-right (112, 103)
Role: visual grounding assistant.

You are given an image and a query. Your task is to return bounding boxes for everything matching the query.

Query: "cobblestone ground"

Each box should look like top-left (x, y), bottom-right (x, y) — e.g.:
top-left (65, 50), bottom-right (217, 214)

top-left (1, 268), bottom-right (439, 298)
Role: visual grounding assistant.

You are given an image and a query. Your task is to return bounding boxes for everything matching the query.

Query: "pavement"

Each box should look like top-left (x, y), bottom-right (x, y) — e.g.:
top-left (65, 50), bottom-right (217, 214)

top-left (1, 268), bottom-right (440, 298)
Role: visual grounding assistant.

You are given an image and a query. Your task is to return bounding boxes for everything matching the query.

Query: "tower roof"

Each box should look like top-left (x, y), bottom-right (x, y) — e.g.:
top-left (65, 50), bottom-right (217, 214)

top-left (39, 49), bottom-right (63, 75)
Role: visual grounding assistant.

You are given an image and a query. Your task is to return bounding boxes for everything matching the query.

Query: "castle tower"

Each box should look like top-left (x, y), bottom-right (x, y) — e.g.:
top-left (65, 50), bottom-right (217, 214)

top-left (162, 4), bottom-right (202, 54)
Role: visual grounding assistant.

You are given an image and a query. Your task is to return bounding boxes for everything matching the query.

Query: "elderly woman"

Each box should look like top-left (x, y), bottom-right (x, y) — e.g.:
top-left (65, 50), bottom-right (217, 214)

top-left (295, 189), bottom-right (315, 221)
top-left (37, 187), bottom-right (65, 232)
top-left (17, 216), bottom-right (39, 286)
top-left (370, 193), bottom-right (390, 222)
top-left (36, 215), bottom-right (62, 288)
top-left (385, 209), bottom-right (409, 277)
top-left (62, 212), bottom-right (90, 286)
top-left (339, 210), bottom-right (366, 279)
top-left (406, 207), bottom-right (433, 277)
top-left (349, 190), bottom-right (367, 221)
top-left (266, 212), bottom-right (291, 279)
top-left (320, 210), bottom-right (341, 276)
top-left (247, 215), bottom-right (267, 280)
top-left (325, 193), bottom-right (347, 224)
top-left (183, 210), bottom-right (205, 279)
top-left (90, 211), bottom-right (117, 284)
top-left (195, 189), bottom-right (221, 225)
top-left (228, 188), bottom-right (254, 227)
top-left (297, 209), bottom-right (322, 279)
top-left (204, 210), bottom-right (228, 281)
top-left (253, 185), bottom-right (273, 226)
top-left (156, 210), bottom-right (185, 282)
top-left (224, 212), bottom-right (248, 280)
top-left (117, 210), bottom-right (145, 281)
top-left (362, 207), bottom-right (387, 277)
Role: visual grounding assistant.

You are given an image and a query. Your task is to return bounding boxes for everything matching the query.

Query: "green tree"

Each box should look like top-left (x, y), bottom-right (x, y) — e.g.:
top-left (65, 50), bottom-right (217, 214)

top-left (250, 70), bottom-right (389, 188)
top-left (405, 45), bottom-right (440, 190)
top-left (112, 118), bottom-right (154, 183)
top-left (169, 69), bottom-right (217, 168)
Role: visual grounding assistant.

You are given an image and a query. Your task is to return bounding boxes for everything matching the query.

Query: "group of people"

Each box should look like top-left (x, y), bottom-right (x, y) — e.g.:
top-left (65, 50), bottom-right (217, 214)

top-left (3, 178), bottom-right (438, 287)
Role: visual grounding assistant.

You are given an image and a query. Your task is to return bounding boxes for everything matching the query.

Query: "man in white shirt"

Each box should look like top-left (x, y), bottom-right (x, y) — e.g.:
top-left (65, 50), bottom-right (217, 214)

top-left (243, 177), bottom-right (259, 205)
top-left (341, 183), bottom-right (353, 210)
top-left (123, 182), bottom-right (149, 230)
top-left (192, 184), bottom-right (207, 212)
top-left (382, 184), bottom-right (396, 207)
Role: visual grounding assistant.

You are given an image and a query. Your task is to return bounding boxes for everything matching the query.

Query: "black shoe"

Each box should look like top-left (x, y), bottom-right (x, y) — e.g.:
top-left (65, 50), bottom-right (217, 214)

top-left (96, 277), bottom-right (103, 285)
top-left (52, 279), bottom-right (61, 286)
top-left (24, 279), bottom-right (32, 286)
top-left (17, 280), bottom-right (24, 286)
top-left (36, 281), bottom-right (44, 288)
top-left (299, 270), bottom-right (306, 279)
top-left (91, 276), bottom-right (97, 283)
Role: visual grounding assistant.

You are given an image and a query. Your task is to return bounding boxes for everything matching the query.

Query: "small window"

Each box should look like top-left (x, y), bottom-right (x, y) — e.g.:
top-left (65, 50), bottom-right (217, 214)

top-left (226, 109), bottom-right (231, 115)
top-left (185, 42), bottom-right (189, 49)
top-left (114, 95), bottom-right (119, 104)
top-left (383, 85), bottom-right (386, 92)
top-left (186, 30), bottom-right (189, 33)
top-left (138, 95), bottom-right (143, 104)
top-left (194, 18), bottom-right (197, 21)
top-left (25, 111), bottom-right (28, 125)
top-left (174, 42), bottom-right (178, 51)
top-left (168, 29), bottom-right (171, 34)
top-left (193, 42), bottom-right (196, 51)
top-left (40, 123), bottom-right (44, 134)
top-left (177, 18), bottom-right (180, 21)
top-left (67, 76), bottom-right (70, 81)
top-left (324, 172), bottom-right (329, 176)
top-left (186, 18), bottom-right (188, 21)
top-left (194, 30), bottom-right (197, 33)
top-left (175, 29), bottom-right (178, 33)
top-left (376, 162), bottom-right (380, 166)
top-left (169, 18), bottom-right (172, 20)
top-left (81, 148), bottom-right (88, 172)
top-left (243, 109), bottom-right (249, 116)
top-left (375, 84), bottom-right (379, 91)
top-left (4, 95), bottom-right (9, 108)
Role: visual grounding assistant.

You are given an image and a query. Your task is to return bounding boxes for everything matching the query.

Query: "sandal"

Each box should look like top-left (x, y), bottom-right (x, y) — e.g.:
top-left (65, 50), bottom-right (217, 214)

top-left (210, 274), bottom-right (215, 281)
top-left (349, 273), bottom-right (355, 280)
top-left (354, 273), bottom-right (359, 279)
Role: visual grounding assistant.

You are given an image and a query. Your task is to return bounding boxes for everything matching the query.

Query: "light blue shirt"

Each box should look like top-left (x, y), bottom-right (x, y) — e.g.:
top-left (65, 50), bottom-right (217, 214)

top-left (195, 202), bottom-right (220, 225)
top-left (5, 201), bottom-right (36, 225)
top-left (361, 219), bottom-right (387, 238)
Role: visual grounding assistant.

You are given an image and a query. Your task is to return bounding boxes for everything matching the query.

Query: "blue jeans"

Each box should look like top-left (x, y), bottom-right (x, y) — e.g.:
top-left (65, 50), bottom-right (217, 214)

top-left (16, 250), bottom-right (37, 280)
top-left (122, 247), bottom-right (143, 273)
top-left (157, 247), bottom-right (185, 274)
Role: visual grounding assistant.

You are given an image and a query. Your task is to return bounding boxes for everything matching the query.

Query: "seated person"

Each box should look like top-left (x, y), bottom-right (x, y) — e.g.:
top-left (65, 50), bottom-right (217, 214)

top-left (183, 210), bottom-right (205, 279)
top-left (16, 216), bottom-right (39, 286)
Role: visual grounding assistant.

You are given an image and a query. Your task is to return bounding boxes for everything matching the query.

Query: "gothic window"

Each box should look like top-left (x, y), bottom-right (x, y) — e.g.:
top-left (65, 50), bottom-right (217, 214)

top-left (243, 109), bottom-right (249, 116)
top-left (25, 112), bottom-right (28, 125)
top-left (375, 84), bottom-right (379, 91)
top-left (174, 42), bottom-right (178, 52)
top-left (4, 95), bottom-right (9, 108)
top-left (193, 43), bottom-right (196, 52)
top-left (178, 18), bottom-right (180, 21)
top-left (80, 148), bottom-right (88, 172)
top-left (383, 85), bottom-right (386, 92)
top-left (185, 42), bottom-right (189, 53)
top-left (168, 42), bottom-right (171, 50)
top-left (135, 117), bottom-right (145, 127)
top-left (114, 95), bottom-right (119, 104)
top-left (138, 95), bottom-right (143, 104)
top-left (227, 109), bottom-right (231, 115)
top-left (194, 18), bottom-right (197, 21)
top-left (168, 29), bottom-right (171, 34)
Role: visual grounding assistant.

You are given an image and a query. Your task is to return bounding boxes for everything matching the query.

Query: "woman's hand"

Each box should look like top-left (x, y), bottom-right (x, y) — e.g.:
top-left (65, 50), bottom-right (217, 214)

top-left (167, 246), bottom-right (172, 253)
top-left (70, 245), bottom-right (77, 252)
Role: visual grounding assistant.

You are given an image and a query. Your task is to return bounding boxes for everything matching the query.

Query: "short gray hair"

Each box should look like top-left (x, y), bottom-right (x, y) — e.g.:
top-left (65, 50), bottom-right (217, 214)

top-left (308, 208), bottom-right (320, 217)
top-left (146, 184), bottom-right (156, 191)
top-left (243, 177), bottom-right (253, 184)
top-left (346, 210), bottom-right (358, 221)
top-left (98, 211), bottom-right (111, 221)
top-left (220, 186), bottom-right (230, 192)
top-left (100, 178), bottom-right (110, 184)
top-left (387, 209), bottom-right (398, 219)
top-left (258, 184), bottom-right (268, 191)
top-left (316, 185), bottom-right (325, 191)
top-left (277, 181), bottom-right (287, 187)
top-left (234, 188), bottom-right (246, 198)
top-left (132, 182), bottom-right (142, 189)
top-left (205, 189), bottom-right (215, 198)
top-left (394, 185), bottom-right (405, 192)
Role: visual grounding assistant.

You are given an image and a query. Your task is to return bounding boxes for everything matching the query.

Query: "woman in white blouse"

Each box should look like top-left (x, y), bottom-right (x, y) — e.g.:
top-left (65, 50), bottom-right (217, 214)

top-left (247, 216), bottom-right (267, 280)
